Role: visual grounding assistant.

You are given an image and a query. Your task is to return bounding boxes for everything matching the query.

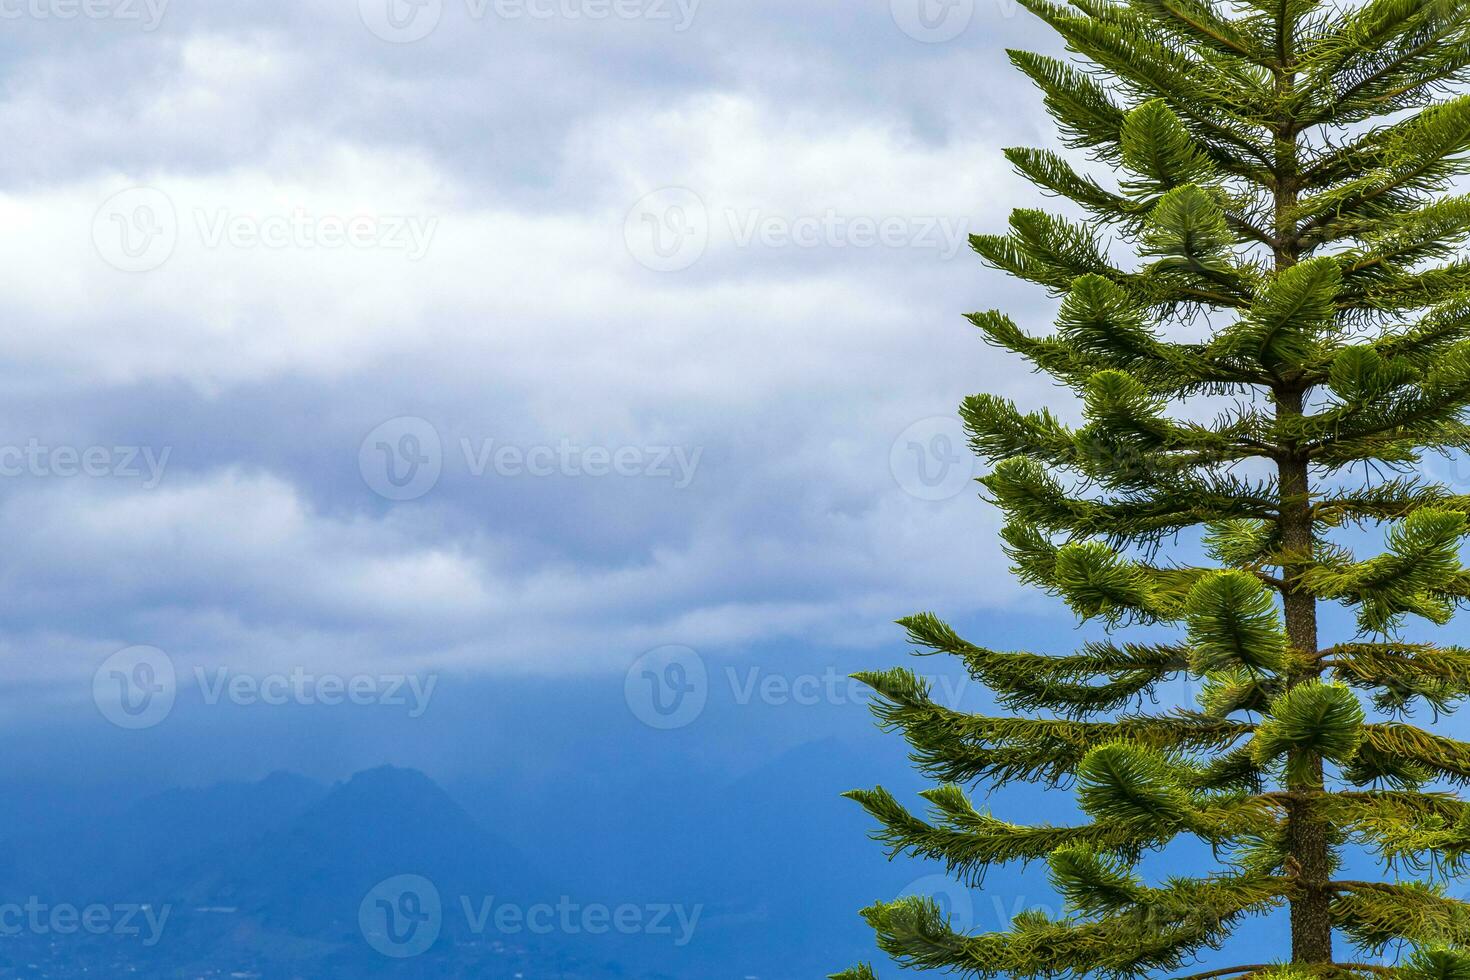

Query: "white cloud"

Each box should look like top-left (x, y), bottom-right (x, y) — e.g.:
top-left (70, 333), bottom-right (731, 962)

top-left (0, 22), bottom-right (1067, 695)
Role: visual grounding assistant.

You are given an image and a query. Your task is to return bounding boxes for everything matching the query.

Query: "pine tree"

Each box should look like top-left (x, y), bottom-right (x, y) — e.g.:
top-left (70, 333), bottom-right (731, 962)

top-left (837, 1), bottom-right (1470, 976)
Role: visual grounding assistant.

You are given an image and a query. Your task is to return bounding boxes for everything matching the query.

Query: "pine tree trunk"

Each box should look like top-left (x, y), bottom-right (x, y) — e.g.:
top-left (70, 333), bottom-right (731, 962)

top-left (1270, 5), bottom-right (1334, 946)
top-left (1278, 422), bottom-right (1333, 963)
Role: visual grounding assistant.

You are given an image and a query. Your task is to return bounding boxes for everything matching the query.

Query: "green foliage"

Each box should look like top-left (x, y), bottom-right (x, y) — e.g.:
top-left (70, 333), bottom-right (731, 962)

top-left (1404, 947), bottom-right (1470, 980)
top-left (1213, 257), bottom-right (1340, 373)
top-left (1251, 682), bottom-right (1365, 785)
top-left (836, 0), bottom-right (1470, 974)
top-left (1120, 100), bottom-right (1216, 196)
top-left (1185, 571), bottom-right (1288, 674)
top-left (1048, 846), bottom-right (1142, 915)
top-left (1141, 184), bottom-right (1236, 276)
top-left (1075, 742), bottom-right (1194, 826)
top-left (1333, 882), bottom-right (1470, 952)
top-left (1300, 507), bottom-right (1469, 631)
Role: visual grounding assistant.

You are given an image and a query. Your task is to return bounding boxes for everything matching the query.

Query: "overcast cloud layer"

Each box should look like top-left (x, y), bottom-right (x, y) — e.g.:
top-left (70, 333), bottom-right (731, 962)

top-left (0, 0), bottom-right (1093, 711)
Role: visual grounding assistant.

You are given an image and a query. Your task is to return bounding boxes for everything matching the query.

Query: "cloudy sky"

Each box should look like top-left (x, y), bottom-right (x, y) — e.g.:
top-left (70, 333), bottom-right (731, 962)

top-left (0, 0), bottom-right (1081, 705)
top-left (9, 11), bottom-right (1469, 978)
top-left (0, 0), bottom-right (1092, 725)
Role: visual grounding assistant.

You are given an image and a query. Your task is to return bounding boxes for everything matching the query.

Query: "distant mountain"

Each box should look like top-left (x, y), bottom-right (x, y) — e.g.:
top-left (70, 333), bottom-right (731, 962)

top-left (0, 766), bottom-right (576, 978)
top-left (0, 769), bottom-right (326, 900)
top-left (173, 764), bottom-right (541, 936)
top-left (0, 746), bottom-right (1028, 979)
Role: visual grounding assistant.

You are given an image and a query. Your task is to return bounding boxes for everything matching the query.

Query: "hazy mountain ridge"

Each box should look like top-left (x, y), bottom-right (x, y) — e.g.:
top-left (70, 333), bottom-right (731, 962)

top-left (0, 738), bottom-right (1026, 978)
top-left (0, 766), bottom-right (557, 977)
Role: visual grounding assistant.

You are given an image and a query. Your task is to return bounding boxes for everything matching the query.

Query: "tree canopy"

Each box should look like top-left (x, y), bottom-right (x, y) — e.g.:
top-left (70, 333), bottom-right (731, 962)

top-left (838, 0), bottom-right (1470, 976)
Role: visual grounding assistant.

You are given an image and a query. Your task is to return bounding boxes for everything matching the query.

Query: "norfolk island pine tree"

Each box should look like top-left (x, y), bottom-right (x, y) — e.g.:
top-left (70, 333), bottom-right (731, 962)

top-left (835, 0), bottom-right (1470, 977)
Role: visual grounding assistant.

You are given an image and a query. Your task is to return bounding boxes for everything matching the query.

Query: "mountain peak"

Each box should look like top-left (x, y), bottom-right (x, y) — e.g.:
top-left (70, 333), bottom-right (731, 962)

top-left (322, 765), bottom-right (457, 814)
top-left (342, 763), bottom-right (437, 789)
